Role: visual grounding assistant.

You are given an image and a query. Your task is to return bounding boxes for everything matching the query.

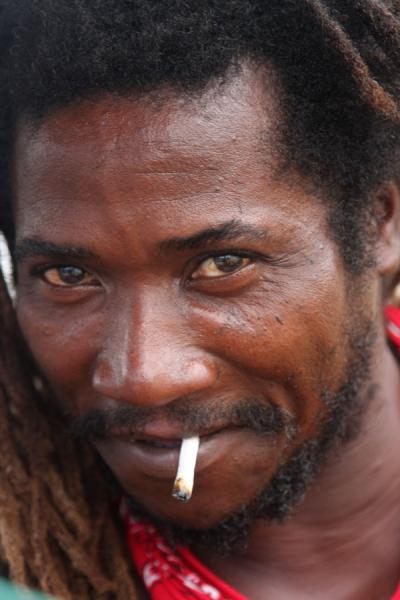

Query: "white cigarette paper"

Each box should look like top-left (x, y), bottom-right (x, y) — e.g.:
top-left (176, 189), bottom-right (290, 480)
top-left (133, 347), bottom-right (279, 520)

top-left (172, 436), bottom-right (200, 502)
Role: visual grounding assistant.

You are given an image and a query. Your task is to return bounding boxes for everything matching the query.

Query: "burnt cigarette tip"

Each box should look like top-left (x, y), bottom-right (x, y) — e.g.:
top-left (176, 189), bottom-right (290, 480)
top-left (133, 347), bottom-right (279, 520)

top-left (172, 477), bottom-right (192, 502)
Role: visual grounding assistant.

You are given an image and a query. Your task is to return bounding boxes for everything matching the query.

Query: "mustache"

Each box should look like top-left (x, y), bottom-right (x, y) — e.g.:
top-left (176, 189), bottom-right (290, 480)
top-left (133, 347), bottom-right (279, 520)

top-left (68, 398), bottom-right (296, 441)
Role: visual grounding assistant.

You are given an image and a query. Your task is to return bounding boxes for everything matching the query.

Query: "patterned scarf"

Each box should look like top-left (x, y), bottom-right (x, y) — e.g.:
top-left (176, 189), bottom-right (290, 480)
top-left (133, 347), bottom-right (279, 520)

top-left (121, 499), bottom-right (246, 600)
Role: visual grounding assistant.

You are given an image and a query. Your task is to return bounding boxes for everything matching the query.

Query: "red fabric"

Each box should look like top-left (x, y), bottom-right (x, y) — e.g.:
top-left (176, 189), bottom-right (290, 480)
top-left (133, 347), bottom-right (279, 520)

top-left (121, 499), bottom-right (248, 599)
top-left (387, 306), bottom-right (400, 600)
top-left (385, 305), bottom-right (400, 349)
top-left (392, 585), bottom-right (400, 600)
top-left (122, 306), bottom-right (400, 599)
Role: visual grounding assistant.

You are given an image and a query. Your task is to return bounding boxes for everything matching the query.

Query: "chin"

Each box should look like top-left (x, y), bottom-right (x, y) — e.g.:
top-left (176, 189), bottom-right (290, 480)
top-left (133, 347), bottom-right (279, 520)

top-left (125, 491), bottom-right (256, 555)
top-left (126, 485), bottom-right (249, 530)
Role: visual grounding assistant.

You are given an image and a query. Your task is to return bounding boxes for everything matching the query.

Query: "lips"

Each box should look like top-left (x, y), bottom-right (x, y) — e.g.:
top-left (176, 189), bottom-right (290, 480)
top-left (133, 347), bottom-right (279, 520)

top-left (109, 420), bottom-right (225, 442)
top-left (94, 426), bottom-right (246, 481)
top-left (134, 437), bottom-right (182, 449)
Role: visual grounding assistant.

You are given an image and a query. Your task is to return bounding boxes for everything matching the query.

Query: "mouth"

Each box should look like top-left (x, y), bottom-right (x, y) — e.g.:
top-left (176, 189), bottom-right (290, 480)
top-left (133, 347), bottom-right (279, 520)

top-left (108, 422), bottom-right (228, 449)
top-left (93, 425), bottom-right (248, 481)
top-left (134, 437), bottom-right (182, 449)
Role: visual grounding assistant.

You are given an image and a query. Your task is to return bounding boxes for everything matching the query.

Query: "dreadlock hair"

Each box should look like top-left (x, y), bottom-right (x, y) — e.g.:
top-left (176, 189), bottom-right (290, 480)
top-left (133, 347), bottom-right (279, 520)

top-left (0, 266), bottom-right (138, 598)
top-left (1, 0), bottom-right (400, 597)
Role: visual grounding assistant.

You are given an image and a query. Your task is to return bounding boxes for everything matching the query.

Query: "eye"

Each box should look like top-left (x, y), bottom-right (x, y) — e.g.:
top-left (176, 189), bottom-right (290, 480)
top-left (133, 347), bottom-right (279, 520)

top-left (40, 266), bottom-right (99, 287)
top-left (191, 254), bottom-right (251, 280)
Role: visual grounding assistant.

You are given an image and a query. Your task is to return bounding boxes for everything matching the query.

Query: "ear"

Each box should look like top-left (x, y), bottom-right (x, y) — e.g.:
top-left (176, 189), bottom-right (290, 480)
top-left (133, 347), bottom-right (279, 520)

top-left (374, 180), bottom-right (400, 279)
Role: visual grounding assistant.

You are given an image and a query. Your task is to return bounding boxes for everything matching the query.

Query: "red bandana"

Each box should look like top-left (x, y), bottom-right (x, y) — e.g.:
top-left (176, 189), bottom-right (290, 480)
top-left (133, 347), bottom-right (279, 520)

top-left (394, 585), bottom-right (400, 599)
top-left (385, 305), bottom-right (400, 350)
top-left (122, 306), bottom-right (400, 600)
top-left (121, 499), bottom-right (247, 600)
top-left (386, 307), bottom-right (400, 600)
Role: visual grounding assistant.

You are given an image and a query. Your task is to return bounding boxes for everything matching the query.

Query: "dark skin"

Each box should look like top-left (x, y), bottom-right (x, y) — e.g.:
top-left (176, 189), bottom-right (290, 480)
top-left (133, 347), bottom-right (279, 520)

top-left (13, 66), bottom-right (400, 598)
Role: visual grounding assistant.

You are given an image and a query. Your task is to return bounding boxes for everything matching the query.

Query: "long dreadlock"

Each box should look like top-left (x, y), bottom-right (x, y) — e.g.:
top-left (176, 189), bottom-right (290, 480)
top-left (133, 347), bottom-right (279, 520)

top-left (0, 264), bottom-right (138, 597)
top-left (1, 1), bottom-right (400, 598)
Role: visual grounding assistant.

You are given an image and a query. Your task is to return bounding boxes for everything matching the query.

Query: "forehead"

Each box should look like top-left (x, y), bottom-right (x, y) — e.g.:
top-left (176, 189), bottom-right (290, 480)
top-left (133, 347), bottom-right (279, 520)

top-left (13, 66), bottom-right (323, 249)
top-left (15, 66), bottom-right (278, 173)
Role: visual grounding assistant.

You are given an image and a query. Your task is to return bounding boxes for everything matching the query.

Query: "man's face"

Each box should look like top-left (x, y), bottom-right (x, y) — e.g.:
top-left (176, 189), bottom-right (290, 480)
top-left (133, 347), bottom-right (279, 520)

top-left (14, 69), bottom-right (379, 532)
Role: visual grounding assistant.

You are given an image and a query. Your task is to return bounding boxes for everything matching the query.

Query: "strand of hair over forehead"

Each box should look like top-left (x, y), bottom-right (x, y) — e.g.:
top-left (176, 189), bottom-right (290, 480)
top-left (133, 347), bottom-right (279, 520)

top-left (0, 269), bottom-right (138, 597)
top-left (0, 0), bottom-right (400, 598)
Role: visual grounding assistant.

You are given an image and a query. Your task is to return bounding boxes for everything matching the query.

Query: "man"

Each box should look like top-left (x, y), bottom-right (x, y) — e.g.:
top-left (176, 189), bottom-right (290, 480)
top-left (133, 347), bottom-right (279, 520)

top-left (1, 1), bottom-right (400, 598)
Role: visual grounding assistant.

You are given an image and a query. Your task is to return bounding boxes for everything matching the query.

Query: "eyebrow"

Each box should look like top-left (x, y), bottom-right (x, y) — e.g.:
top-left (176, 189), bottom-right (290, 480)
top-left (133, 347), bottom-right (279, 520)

top-left (14, 239), bottom-right (97, 262)
top-left (14, 220), bottom-right (268, 262)
top-left (159, 220), bottom-right (268, 253)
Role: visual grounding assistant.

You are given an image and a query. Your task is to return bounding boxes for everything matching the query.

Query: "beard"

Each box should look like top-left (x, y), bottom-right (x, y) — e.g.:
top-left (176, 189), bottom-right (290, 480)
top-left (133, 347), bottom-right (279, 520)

top-left (125, 322), bottom-right (377, 555)
top-left (71, 317), bottom-right (377, 556)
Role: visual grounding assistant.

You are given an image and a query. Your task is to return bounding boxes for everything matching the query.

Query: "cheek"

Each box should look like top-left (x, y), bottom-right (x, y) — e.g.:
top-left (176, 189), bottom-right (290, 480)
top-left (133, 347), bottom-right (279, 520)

top-left (191, 277), bottom-right (351, 425)
top-left (16, 298), bottom-right (98, 406)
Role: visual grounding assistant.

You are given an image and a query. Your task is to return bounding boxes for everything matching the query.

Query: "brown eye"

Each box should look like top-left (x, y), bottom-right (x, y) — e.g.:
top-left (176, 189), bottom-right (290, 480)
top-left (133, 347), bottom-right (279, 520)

top-left (191, 255), bottom-right (251, 280)
top-left (42, 266), bottom-right (98, 287)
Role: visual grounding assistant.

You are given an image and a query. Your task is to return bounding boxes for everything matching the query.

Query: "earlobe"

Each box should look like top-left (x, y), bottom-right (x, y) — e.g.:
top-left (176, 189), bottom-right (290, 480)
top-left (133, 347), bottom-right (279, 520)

top-left (375, 180), bottom-right (400, 279)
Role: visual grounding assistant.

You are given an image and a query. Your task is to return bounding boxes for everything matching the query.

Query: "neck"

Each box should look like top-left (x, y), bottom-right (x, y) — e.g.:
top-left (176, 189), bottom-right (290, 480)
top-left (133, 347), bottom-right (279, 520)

top-left (200, 341), bottom-right (400, 599)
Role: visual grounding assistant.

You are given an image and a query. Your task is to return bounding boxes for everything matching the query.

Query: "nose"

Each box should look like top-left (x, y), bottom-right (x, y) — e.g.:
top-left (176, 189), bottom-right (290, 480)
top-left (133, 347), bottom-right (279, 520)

top-left (91, 291), bottom-right (218, 408)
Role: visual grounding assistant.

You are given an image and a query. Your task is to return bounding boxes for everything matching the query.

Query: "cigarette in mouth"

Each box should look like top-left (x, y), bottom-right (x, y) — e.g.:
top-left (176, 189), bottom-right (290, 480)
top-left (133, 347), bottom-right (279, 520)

top-left (172, 436), bottom-right (200, 502)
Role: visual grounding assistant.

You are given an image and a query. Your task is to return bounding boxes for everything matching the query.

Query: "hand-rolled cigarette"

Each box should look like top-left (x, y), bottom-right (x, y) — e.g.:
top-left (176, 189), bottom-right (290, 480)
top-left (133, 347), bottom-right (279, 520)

top-left (172, 436), bottom-right (200, 502)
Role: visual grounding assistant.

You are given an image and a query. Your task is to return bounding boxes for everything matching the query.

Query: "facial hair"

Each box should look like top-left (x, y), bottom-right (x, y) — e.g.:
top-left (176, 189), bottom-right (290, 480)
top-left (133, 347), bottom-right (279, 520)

top-left (71, 318), bottom-right (376, 555)
top-left (126, 321), bottom-right (377, 555)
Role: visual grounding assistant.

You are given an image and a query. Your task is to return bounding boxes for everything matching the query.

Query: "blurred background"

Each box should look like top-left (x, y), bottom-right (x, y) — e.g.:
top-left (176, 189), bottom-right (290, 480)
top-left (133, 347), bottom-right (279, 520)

top-left (0, 233), bottom-right (13, 292)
